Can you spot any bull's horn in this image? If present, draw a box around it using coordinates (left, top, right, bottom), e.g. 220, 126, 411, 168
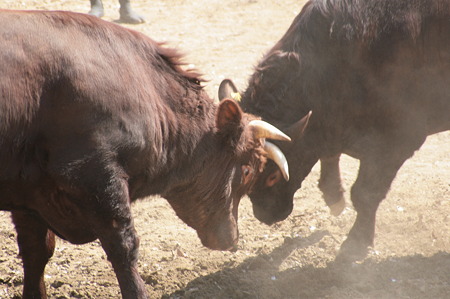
249, 120, 291, 142
264, 141, 289, 181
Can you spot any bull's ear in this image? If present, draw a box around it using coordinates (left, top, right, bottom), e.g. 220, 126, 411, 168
216, 99, 243, 143
285, 111, 312, 140
218, 79, 240, 101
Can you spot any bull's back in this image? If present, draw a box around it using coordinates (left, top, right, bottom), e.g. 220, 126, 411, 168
0, 9, 154, 107
361, 10, 450, 134
318, 1, 450, 135
0, 10, 158, 180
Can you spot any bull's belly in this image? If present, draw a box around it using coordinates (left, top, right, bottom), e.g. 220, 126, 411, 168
0, 181, 30, 210
0, 183, 98, 244
31, 189, 99, 244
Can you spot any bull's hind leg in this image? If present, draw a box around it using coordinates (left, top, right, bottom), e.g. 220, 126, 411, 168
11, 210, 55, 299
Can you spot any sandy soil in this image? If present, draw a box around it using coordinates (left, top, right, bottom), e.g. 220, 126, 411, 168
1, 1, 449, 298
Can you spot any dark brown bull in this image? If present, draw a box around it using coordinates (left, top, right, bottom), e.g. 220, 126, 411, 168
220, 80, 345, 216
221, 0, 450, 261
0, 10, 290, 298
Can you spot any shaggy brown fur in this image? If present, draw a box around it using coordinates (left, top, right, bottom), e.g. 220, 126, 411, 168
0, 10, 271, 298
240, 0, 450, 261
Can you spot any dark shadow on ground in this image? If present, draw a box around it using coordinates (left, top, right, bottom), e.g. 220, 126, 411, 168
159, 230, 450, 299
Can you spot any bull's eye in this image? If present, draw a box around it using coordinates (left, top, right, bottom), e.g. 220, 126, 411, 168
241, 165, 253, 185
265, 170, 282, 187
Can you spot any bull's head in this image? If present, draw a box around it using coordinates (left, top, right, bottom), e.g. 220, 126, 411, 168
164, 95, 291, 251
218, 79, 312, 226
219, 79, 292, 181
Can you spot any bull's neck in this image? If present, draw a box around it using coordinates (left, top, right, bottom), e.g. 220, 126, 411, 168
130, 88, 216, 199
159, 88, 216, 179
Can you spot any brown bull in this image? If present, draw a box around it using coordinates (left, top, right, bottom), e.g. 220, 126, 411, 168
0, 9, 290, 298
221, 0, 450, 261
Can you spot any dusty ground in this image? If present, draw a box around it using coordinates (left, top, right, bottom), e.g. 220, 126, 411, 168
1, 0, 449, 298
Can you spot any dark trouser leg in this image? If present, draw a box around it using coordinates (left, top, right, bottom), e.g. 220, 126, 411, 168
118, 0, 145, 24
89, 0, 105, 18
12, 210, 55, 299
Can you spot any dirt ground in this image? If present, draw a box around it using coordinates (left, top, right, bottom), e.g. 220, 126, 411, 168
1, 0, 449, 298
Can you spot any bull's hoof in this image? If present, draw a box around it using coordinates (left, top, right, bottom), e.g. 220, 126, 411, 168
335, 237, 370, 263
329, 197, 345, 216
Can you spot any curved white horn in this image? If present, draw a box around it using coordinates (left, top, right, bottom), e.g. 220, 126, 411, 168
249, 120, 291, 142
264, 141, 289, 181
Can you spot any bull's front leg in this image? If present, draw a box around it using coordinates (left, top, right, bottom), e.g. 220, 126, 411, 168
337, 154, 408, 262
46, 141, 150, 298
98, 217, 147, 299
11, 210, 55, 299
318, 154, 345, 216
82, 170, 148, 299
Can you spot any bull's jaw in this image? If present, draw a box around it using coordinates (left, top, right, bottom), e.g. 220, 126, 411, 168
196, 200, 240, 251
248, 175, 296, 225
252, 201, 293, 225
165, 192, 241, 251
197, 220, 239, 251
